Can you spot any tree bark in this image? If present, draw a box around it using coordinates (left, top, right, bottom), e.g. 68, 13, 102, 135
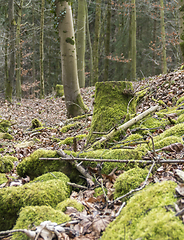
77, 0, 86, 88
6, 0, 15, 102
160, 0, 167, 74
15, 0, 23, 101
56, 0, 87, 117
131, 0, 136, 81
179, 0, 184, 62
40, 0, 45, 99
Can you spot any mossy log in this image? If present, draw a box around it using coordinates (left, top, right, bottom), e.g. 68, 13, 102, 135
87, 81, 136, 146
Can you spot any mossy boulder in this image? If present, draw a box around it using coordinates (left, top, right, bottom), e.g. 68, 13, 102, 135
0, 132, 13, 140
0, 119, 11, 132
114, 167, 149, 199
31, 118, 43, 129
87, 81, 136, 146
0, 155, 16, 173
31, 171, 70, 183
102, 181, 184, 240
0, 175, 71, 230
12, 205, 70, 240
0, 173, 7, 184
55, 84, 64, 98
17, 149, 73, 180
56, 198, 84, 212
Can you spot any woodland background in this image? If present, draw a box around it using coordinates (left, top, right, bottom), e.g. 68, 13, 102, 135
0, 0, 182, 101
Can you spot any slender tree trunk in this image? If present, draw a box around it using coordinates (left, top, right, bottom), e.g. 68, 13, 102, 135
160, 0, 167, 74
104, 0, 111, 82
40, 0, 45, 98
76, 0, 86, 88
131, 0, 136, 81
56, 0, 87, 117
6, 0, 15, 102
32, 1, 36, 97
93, 0, 101, 85
15, 0, 23, 101
179, 0, 184, 62
5, 32, 9, 87
86, 2, 93, 86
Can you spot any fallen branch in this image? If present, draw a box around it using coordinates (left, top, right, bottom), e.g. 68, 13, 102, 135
88, 105, 159, 149
56, 150, 93, 180
40, 156, 184, 164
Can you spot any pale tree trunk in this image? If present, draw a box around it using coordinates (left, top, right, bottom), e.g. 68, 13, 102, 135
55, 0, 87, 117
40, 0, 45, 99
32, 1, 36, 97
93, 0, 101, 85
179, 0, 184, 62
77, 0, 86, 88
160, 0, 167, 74
16, 0, 23, 101
131, 0, 136, 81
6, 0, 15, 102
86, 2, 93, 86
104, 0, 111, 82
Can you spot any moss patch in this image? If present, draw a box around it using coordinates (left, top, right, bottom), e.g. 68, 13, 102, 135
55, 84, 64, 98
56, 198, 84, 212
0, 177, 71, 230
0, 132, 13, 140
31, 118, 43, 129
0, 120, 11, 132
12, 205, 70, 240
102, 181, 184, 240
0, 173, 7, 184
60, 122, 81, 133
0, 155, 16, 173
59, 134, 87, 145
114, 167, 149, 199
154, 136, 183, 150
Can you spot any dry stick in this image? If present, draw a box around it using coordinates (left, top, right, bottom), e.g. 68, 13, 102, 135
67, 182, 88, 189
40, 157, 184, 164
56, 150, 93, 180
113, 161, 156, 203
89, 105, 159, 150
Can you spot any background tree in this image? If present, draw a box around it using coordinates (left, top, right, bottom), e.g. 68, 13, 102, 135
160, 0, 167, 73
179, 0, 184, 61
40, 0, 45, 98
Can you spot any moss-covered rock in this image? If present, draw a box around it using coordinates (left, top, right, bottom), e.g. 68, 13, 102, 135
56, 198, 84, 212
0, 132, 13, 140
31, 171, 70, 183
87, 81, 136, 146
114, 167, 149, 199
60, 122, 81, 133
102, 181, 184, 240
0, 120, 11, 132
55, 84, 64, 98
0, 173, 7, 184
31, 118, 43, 129
17, 149, 72, 180
0, 176, 71, 230
0, 155, 16, 173
12, 205, 70, 240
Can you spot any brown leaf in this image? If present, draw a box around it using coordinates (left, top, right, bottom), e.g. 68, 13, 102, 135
176, 184, 184, 196
92, 216, 111, 234
162, 143, 183, 153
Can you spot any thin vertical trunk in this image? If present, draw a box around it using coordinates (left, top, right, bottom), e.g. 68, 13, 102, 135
6, 0, 15, 102
32, 1, 36, 97
77, 0, 86, 88
5, 32, 9, 86
40, 0, 45, 98
93, 0, 101, 85
86, 2, 93, 86
179, 0, 184, 62
56, 0, 87, 117
16, 0, 23, 101
104, 0, 111, 82
131, 0, 136, 81
160, 0, 167, 74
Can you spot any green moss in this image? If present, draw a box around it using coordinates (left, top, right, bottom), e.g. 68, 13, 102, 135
135, 88, 149, 104
60, 122, 81, 133
0, 120, 11, 132
102, 181, 184, 240
94, 187, 107, 197
16, 149, 71, 180
55, 84, 64, 98
0, 155, 15, 173
87, 81, 136, 146
56, 198, 84, 212
0, 132, 13, 140
59, 134, 86, 145
31, 118, 43, 129
31, 171, 70, 184
177, 113, 184, 123
0, 177, 71, 230
154, 136, 183, 150
114, 167, 149, 199
154, 123, 184, 142
0, 148, 4, 153
12, 205, 70, 240
0, 173, 7, 184
177, 96, 184, 106
65, 37, 75, 45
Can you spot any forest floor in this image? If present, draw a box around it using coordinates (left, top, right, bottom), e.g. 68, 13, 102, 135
1, 69, 184, 239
